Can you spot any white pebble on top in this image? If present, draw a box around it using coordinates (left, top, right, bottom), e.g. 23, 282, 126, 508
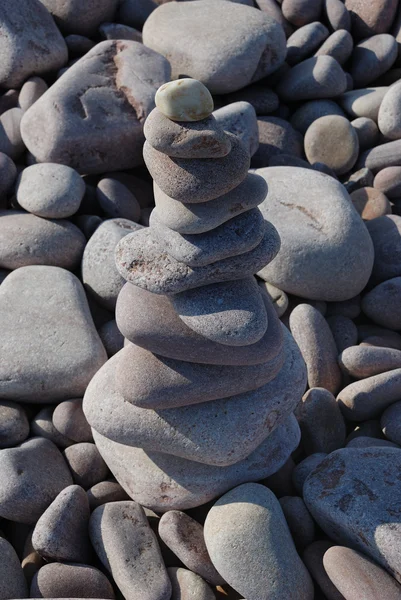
155, 79, 214, 122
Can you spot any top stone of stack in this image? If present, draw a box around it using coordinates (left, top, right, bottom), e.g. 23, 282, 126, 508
155, 79, 214, 122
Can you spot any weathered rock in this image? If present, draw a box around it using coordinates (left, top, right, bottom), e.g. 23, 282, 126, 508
304, 115, 359, 174
296, 388, 346, 454
290, 99, 346, 134
257, 167, 374, 301
292, 453, 328, 494
0, 437, 73, 524
90, 501, 171, 600
21, 41, 171, 174
143, 1, 287, 94
276, 56, 347, 102
0, 401, 29, 448
0, 266, 106, 402
0, 537, 28, 599
63, 443, 109, 489
30, 562, 115, 600
0, 0, 68, 89
204, 483, 314, 599
258, 280, 289, 317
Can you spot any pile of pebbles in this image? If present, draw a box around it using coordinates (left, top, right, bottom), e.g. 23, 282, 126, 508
2, 0, 401, 599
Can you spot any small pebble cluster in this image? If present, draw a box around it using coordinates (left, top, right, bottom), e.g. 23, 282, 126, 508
2, 0, 401, 599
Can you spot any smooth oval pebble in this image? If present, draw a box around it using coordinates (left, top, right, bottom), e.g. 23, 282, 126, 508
31, 406, 75, 449
339, 345, 401, 378
286, 22, 329, 66
213, 101, 259, 157
18, 76, 48, 112
340, 86, 388, 121
30, 562, 115, 599
96, 178, 141, 222
277, 56, 347, 102
378, 80, 401, 139
351, 117, 379, 150
374, 166, 401, 197
63, 443, 109, 489
204, 483, 314, 599
279, 496, 316, 549
0, 536, 28, 599
52, 399, 92, 443
381, 400, 401, 445
304, 115, 359, 174
168, 567, 215, 600
315, 29, 353, 65
303, 540, 345, 600
362, 276, 401, 329
155, 79, 214, 122
326, 315, 358, 352
0, 400, 29, 448
296, 388, 346, 454
350, 34, 398, 88
290, 99, 346, 134
87, 480, 130, 510
0, 108, 25, 160
324, 0, 351, 30
282, 0, 323, 27
350, 186, 391, 220
366, 215, 401, 284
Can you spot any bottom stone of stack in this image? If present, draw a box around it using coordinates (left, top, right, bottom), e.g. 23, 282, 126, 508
92, 414, 301, 512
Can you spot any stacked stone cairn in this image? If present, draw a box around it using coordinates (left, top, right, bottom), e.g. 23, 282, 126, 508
83, 79, 308, 512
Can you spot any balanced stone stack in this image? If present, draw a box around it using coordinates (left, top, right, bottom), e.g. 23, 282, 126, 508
83, 79, 307, 512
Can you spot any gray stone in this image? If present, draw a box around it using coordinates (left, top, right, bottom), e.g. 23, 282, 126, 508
327, 315, 358, 353
18, 77, 48, 112
0, 211, 86, 271
82, 218, 143, 311
344, 167, 374, 193
315, 29, 354, 65
204, 483, 314, 600
63, 443, 109, 489
168, 567, 215, 600
292, 453, 328, 494
0, 0, 68, 89
366, 215, 401, 284
53, 399, 92, 443
30, 562, 115, 600
92, 414, 301, 511
39, 0, 119, 36
143, 133, 250, 202
259, 280, 289, 317
116, 223, 280, 295
0, 401, 29, 448
256, 167, 374, 301
381, 400, 401, 444
213, 101, 259, 156
20, 41, 170, 174
296, 388, 346, 454
287, 22, 329, 66
358, 138, 401, 172
379, 81, 401, 139
16, 163, 85, 218
252, 116, 303, 168
337, 368, 401, 420
32, 485, 90, 562
279, 496, 316, 549
0, 437, 73, 524
152, 172, 267, 234
98, 319, 124, 357
302, 540, 346, 600
339, 87, 388, 120
143, 1, 287, 94
0, 537, 28, 599
350, 35, 397, 88
0, 108, 25, 160
31, 407, 75, 449
290, 99, 346, 135
83, 327, 306, 466
339, 345, 401, 378
87, 480, 130, 510
277, 56, 347, 102
254, 0, 294, 37
0, 153, 16, 202
374, 166, 401, 197
171, 278, 267, 346
116, 282, 283, 365
150, 209, 265, 267
159, 512, 224, 585
362, 277, 401, 329
351, 117, 380, 151
99, 22, 143, 42
144, 109, 231, 158
96, 178, 141, 222
304, 447, 401, 583
281, 0, 323, 27
304, 115, 359, 175
0, 266, 106, 402
89, 501, 171, 600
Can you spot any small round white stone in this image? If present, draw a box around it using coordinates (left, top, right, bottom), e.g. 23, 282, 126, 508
155, 79, 214, 122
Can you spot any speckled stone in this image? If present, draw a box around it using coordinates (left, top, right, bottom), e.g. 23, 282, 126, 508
337, 367, 401, 420
96, 178, 141, 222
83, 327, 305, 466
116, 282, 283, 365
362, 277, 401, 329
286, 22, 329, 66
296, 388, 346, 454
168, 567, 215, 600
143, 1, 287, 94
204, 483, 314, 600
150, 209, 266, 267
292, 453, 328, 495
0, 266, 106, 402
92, 415, 301, 511
339, 87, 388, 121
16, 163, 85, 219
159, 512, 224, 585
276, 56, 347, 102
0, 537, 28, 599
115, 223, 280, 295
279, 496, 316, 549
63, 443, 109, 489
52, 399, 92, 443
0, 437, 73, 524
152, 172, 266, 234
143, 133, 250, 202
326, 315, 358, 352
32, 485, 90, 562
350, 35, 398, 88
304, 447, 401, 583
155, 79, 214, 122
256, 167, 374, 301
0, 401, 29, 448
290, 99, 346, 134
170, 278, 267, 346
30, 562, 115, 599
304, 115, 359, 174
339, 345, 401, 378
144, 109, 231, 158
213, 101, 259, 156
90, 501, 171, 600
315, 29, 353, 65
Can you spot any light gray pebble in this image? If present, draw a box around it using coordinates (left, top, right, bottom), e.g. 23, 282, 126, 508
52, 399, 93, 443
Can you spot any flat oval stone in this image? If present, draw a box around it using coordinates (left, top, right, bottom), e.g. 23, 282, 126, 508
144, 108, 231, 158
0, 437, 73, 524
290, 99, 346, 135
256, 167, 374, 301
150, 208, 265, 267
345, 0, 398, 38
352, 117, 380, 151
0, 211, 86, 271
116, 283, 283, 365
92, 414, 301, 512
350, 186, 391, 220
87, 480, 130, 510
0, 401, 29, 448
53, 399, 92, 443
277, 56, 347, 102
96, 178, 141, 222
324, 0, 351, 30
31, 407, 75, 449
286, 22, 329, 66
82, 218, 143, 311
304, 115, 359, 174
362, 277, 401, 329
315, 29, 353, 65
302, 540, 345, 600
358, 138, 401, 172
339, 345, 401, 378
155, 79, 214, 122
340, 86, 388, 120
152, 173, 267, 234
374, 166, 401, 197
213, 101, 259, 156
204, 483, 314, 600
168, 567, 215, 600
16, 163, 85, 219
0, 266, 106, 402
83, 326, 305, 466
0, 537, 28, 599
63, 443, 109, 490
327, 315, 358, 352
159, 512, 224, 585
32, 485, 90, 562
378, 80, 401, 139
337, 368, 401, 420
324, 546, 401, 600
350, 34, 398, 88
143, 134, 250, 202
281, 0, 323, 27
115, 223, 280, 295
171, 278, 267, 347
18, 76, 48, 112
90, 501, 171, 600
365, 215, 401, 284
30, 562, 115, 599
304, 447, 401, 583
143, 1, 287, 94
